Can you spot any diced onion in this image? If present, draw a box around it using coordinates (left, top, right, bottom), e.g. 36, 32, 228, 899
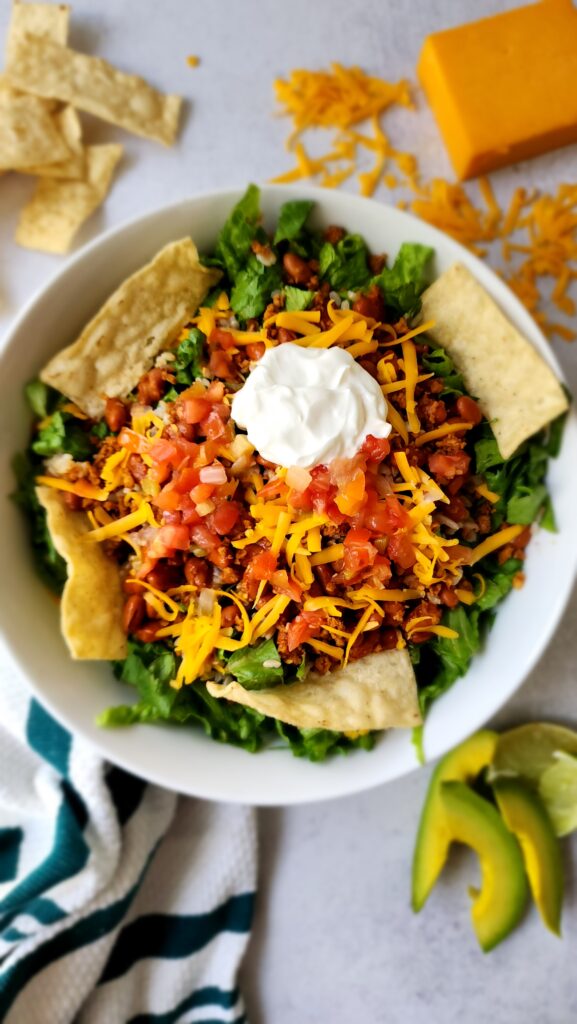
286, 465, 312, 492
199, 463, 227, 485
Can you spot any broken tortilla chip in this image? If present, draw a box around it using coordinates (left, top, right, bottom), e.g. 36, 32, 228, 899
6, 1, 70, 55
206, 649, 422, 731
420, 263, 569, 459
36, 485, 127, 660
16, 142, 122, 254
39, 238, 221, 417
23, 105, 85, 179
0, 88, 72, 170
7, 32, 182, 146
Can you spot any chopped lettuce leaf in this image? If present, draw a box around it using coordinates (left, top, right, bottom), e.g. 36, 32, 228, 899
475, 436, 505, 475
475, 558, 523, 612
507, 484, 548, 525
214, 183, 262, 280
284, 286, 314, 312
31, 410, 93, 460
12, 452, 67, 594
226, 637, 284, 690
421, 347, 465, 396
231, 257, 282, 321
173, 327, 206, 386
318, 233, 371, 291
374, 242, 433, 315
274, 199, 314, 244
25, 379, 54, 419
101, 640, 371, 760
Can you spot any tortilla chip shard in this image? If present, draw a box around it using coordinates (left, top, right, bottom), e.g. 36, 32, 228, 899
419, 263, 569, 460
40, 238, 221, 417
36, 486, 127, 660
206, 649, 422, 731
7, 32, 182, 146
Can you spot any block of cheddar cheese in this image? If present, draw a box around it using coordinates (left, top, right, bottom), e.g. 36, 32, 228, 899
418, 0, 577, 180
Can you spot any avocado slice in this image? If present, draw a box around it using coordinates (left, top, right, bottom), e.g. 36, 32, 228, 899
440, 781, 528, 952
493, 777, 563, 936
412, 730, 498, 911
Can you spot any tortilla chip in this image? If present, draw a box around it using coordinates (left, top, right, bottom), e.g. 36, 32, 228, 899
206, 649, 422, 731
36, 486, 127, 660
420, 263, 569, 459
23, 105, 85, 179
7, 32, 182, 146
40, 238, 221, 416
15, 142, 122, 255
6, 1, 70, 55
0, 88, 72, 169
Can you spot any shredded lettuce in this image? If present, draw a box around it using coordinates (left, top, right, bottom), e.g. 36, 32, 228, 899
421, 347, 465, 396
101, 641, 371, 761
226, 637, 284, 689
374, 242, 433, 315
12, 452, 67, 595
32, 410, 93, 460
173, 327, 206, 386
318, 233, 372, 291
230, 257, 282, 320
274, 199, 314, 244
213, 183, 263, 280
284, 285, 314, 312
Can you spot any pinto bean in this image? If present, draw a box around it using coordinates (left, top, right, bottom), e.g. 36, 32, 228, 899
123, 594, 146, 634
104, 397, 127, 433
283, 251, 313, 285
455, 395, 483, 425
184, 556, 211, 588
63, 490, 83, 511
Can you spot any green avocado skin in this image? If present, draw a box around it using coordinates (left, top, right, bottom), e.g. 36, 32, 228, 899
411, 730, 498, 912
440, 781, 528, 953
493, 776, 564, 937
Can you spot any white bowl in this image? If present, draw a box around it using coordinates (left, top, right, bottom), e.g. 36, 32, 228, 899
1, 186, 576, 805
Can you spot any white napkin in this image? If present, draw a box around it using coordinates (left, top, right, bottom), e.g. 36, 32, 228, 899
0, 658, 256, 1024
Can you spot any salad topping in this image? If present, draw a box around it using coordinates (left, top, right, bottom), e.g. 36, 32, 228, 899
230, 341, 391, 468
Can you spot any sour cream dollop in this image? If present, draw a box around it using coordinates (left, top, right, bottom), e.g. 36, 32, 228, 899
231, 343, 392, 469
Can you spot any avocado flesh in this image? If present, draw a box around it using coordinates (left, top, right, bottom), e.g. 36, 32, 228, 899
412, 730, 498, 911
493, 777, 563, 936
440, 781, 528, 952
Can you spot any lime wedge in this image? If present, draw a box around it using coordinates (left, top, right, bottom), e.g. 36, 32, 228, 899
492, 723, 577, 786
492, 723, 577, 837
539, 752, 577, 837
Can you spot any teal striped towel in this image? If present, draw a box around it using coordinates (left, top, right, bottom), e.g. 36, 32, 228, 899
0, 663, 256, 1023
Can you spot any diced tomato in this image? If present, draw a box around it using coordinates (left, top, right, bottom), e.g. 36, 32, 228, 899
206, 381, 225, 402
257, 476, 286, 500
286, 610, 326, 651
287, 487, 313, 511
190, 523, 220, 552
343, 527, 377, 576
209, 327, 236, 350
387, 531, 416, 569
209, 350, 232, 379
190, 483, 215, 504
309, 465, 337, 514
149, 524, 190, 557
148, 439, 180, 464
428, 452, 471, 482
335, 469, 366, 516
361, 434, 391, 462
270, 570, 303, 603
246, 342, 265, 361
345, 527, 372, 547
172, 466, 200, 493
202, 408, 228, 440
182, 397, 211, 424
210, 501, 240, 535
363, 495, 411, 535
153, 488, 181, 512
248, 549, 278, 580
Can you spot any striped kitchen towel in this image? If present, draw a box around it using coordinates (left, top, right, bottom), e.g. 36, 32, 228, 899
0, 661, 256, 1024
